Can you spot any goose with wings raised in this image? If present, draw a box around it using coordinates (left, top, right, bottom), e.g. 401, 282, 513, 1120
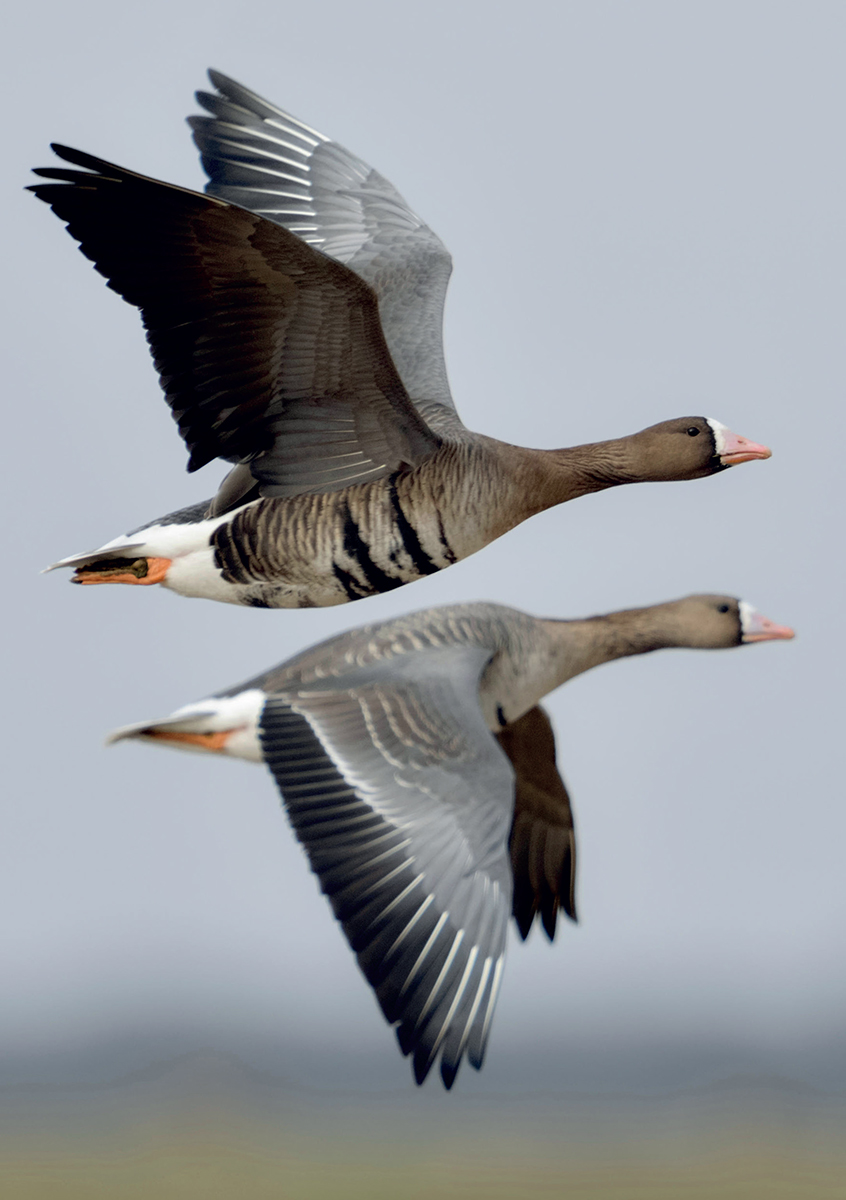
31, 72, 770, 608
108, 595, 793, 1085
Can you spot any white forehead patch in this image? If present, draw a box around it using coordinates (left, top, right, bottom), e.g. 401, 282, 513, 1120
706, 418, 728, 455
738, 600, 758, 635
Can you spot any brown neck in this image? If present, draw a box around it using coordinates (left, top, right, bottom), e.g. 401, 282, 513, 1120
457, 433, 673, 549
540, 603, 689, 687
519, 438, 645, 515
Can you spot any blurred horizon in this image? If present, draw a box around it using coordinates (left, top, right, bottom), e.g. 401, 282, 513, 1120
5, 1042, 846, 1199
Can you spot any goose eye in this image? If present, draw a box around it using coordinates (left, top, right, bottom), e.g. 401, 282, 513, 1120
687, 426, 700, 436
718, 604, 729, 613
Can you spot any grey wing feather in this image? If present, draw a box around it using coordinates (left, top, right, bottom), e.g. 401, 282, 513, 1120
259, 646, 513, 1088
30, 146, 440, 504
190, 70, 461, 433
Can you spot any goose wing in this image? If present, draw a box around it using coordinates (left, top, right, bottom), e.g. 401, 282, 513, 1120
496, 705, 578, 940
29, 146, 441, 501
259, 645, 514, 1088
190, 70, 459, 432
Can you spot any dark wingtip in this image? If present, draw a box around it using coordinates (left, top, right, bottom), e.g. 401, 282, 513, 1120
440, 1059, 460, 1090
396, 1022, 415, 1057
541, 905, 558, 942
45, 144, 116, 176
515, 909, 534, 941
29, 145, 82, 190
30, 145, 115, 191
186, 446, 211, 474
207, 68, 233, 92
467, 1046, 485, 1072
50, 143, 87, 164
412, 1046, 435, 1086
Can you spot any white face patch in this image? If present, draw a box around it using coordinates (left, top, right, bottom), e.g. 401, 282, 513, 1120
706, 418, 728, 456
738, 600, 758, 639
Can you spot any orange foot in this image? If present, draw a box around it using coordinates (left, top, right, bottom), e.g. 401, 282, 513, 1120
73, 556, 172, 586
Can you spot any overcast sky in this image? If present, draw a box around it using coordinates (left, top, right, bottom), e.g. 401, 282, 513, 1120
2, 0, 844, 1094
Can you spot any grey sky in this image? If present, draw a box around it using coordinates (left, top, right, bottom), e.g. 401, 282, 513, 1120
2, 0, 844, 1092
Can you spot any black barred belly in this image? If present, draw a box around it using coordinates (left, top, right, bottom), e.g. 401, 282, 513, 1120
211, 474, 457, 605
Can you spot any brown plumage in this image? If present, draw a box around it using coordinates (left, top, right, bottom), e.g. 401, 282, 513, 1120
32, 140, 771, 608
498, 706, 577, 941
108, 593, 794, 1086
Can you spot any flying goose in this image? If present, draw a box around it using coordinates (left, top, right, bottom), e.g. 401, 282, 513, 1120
108, 595, 794, 1085
31, 73, 770, 609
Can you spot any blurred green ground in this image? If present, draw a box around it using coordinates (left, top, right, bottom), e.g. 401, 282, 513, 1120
3, 1053, 844, 1199
5, 1156, 845, 1199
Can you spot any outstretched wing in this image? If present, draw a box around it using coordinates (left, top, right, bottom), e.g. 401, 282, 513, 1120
190, 70, 459, 432
259, 647, 513, 1089
29, 146, 441, 500
497, 705, 578, 941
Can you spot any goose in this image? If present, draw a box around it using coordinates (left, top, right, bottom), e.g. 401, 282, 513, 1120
30, 72, 771, 609
108, 595, 794, 1085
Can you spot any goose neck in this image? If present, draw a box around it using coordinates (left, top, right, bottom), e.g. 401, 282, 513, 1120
531, 439, 638, 510
540, 605, 682, 685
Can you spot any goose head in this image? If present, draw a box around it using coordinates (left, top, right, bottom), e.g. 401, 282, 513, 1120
620, 417, 771, 482
661, 594, 795, 648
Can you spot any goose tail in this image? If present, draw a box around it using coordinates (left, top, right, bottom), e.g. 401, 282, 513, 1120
107, 691, 266, 761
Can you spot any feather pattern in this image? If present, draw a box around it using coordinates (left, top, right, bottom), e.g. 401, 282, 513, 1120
29, 146, 440, 494
191, 70, 458, 432
259, 644, 512, 1087
109, 595, 787, 1085
30, 83, 769, 605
